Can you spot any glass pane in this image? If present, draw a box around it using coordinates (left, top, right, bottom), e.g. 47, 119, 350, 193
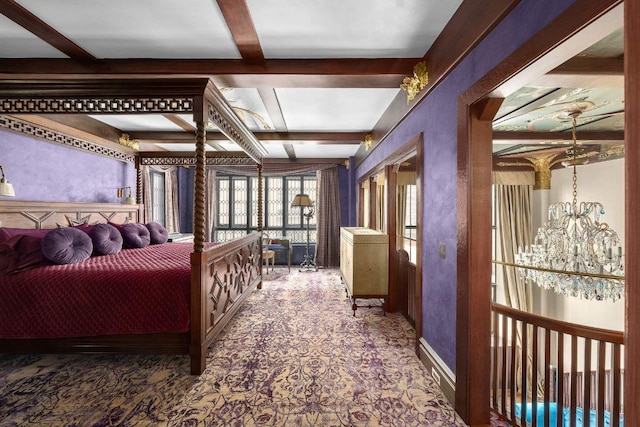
217, 177, 230, 227
267, 177, 283, 228
150, 171, 166, 227
286, 177, 302, 227
250, 176, 260, 228
303, 176, 317, 227
232, 177, 248, 227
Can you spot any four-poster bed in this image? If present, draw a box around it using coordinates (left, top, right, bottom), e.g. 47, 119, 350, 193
0, 78, 267, 374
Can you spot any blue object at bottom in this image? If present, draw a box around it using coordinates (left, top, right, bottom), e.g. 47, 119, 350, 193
514, 402, 624, 427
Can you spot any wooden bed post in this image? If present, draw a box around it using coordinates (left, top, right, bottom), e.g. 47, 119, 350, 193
134, 157, 142, 207
193, 120, 206, 253
190, 119, 207, 374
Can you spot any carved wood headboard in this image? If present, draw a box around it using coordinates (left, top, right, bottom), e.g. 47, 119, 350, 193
0, 200, 143, 229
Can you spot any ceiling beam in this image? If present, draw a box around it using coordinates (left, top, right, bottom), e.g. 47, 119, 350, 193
258, 88, 287, 130
493, 130, 624, 143
528, 56, 624, 88
0, 0, 95, 61
216, 0, 264, 62
127, 131, 364, 143
283, 144, 296, 160
0, 58, 416, 88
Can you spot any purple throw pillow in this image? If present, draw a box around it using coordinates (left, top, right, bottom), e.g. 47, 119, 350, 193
0, 234, 49, 273
145, 222, 168, 244
117, 223, 151, 249
41, 227, 93, 265
88, 223, 123, 255
0, 227, 51, 243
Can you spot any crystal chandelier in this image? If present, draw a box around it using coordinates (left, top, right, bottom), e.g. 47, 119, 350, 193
514, 112, 624, 301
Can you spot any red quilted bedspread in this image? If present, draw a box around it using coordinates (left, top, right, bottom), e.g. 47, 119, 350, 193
0, 243, 193, 339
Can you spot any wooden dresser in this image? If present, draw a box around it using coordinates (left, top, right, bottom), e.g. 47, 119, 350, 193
339, 227, 389, 315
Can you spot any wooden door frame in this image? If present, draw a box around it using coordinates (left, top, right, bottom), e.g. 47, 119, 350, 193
357, 134, 423, 337
455, 1, 627, 425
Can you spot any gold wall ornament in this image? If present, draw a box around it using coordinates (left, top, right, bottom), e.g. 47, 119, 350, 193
118, 133, 139, 150
362, 134, 373, 151
523, 152, 560, 190
400, 61, 429, 104
344, 159, 350, 169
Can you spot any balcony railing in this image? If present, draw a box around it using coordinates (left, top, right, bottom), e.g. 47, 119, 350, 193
491, 303, 624, 427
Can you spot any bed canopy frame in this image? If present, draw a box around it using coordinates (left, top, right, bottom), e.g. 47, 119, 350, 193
0, 78, 268, 374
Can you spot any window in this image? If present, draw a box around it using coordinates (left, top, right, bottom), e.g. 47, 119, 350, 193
213, 174, 317, 243
491, 184, 497, 302
150, 170, 166, 227
403, 184, 418, 264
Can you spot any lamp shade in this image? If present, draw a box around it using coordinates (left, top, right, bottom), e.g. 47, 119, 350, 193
291, 194, 312, 208
0, 165, 15, 197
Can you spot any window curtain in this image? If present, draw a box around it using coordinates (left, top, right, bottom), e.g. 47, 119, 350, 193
496, 182, 544, 399
315, 166, 341, 267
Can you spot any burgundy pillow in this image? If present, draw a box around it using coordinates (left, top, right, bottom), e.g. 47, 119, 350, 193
88, 223, 123, 255
0, 227, 51, 243
117, 223, 151, 249
41, 227, 93, 265
0, 234, 48, 274
145, 222, 168, 244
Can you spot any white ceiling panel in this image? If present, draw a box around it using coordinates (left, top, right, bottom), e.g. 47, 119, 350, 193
248, 0, 463, 58
276, 88, 400, 131
221, 88, 274, 131
292, 143, 360, 158
89, 115, 185, 132
16, 0, 240, 59
0, 13, 67, 58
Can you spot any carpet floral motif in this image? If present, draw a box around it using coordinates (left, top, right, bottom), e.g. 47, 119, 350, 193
0, 269, 471, 427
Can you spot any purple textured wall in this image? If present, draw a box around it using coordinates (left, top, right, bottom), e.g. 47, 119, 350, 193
0, 129, 136, 203
337, 164, 353, 227
354, 0, 576, 372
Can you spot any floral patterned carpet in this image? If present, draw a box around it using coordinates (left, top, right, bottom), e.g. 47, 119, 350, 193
0, 268, 469, 426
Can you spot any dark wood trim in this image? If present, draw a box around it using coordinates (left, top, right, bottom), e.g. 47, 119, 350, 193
163, 114, 196, 132
216, 0, 264, 62
456, 98, 502, 425
492, 130, 624, 142
456, 0, 622, 425
414, 136, 423, 352
356, 0, 522, 164
128, 131, 364, 144
550, 56, 624, 75
0, 0, 96, 61
625, 1, 640, 425
386, 164, 398, 313
0, 58, 417, 88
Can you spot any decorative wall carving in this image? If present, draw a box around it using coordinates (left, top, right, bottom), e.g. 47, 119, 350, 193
0, 97, 193, 114
139, 155, 255, 166
0, 115, 135, 163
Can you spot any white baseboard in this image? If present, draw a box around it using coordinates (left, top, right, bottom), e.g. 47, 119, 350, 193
418, 337, 456, 405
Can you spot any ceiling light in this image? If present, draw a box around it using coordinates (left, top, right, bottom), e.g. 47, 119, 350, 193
515, 112, 624, 301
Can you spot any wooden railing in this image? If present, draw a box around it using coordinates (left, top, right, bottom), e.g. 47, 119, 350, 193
491, 303, 624, 426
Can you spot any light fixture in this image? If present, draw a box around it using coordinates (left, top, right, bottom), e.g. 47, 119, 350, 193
0, 165, 15, 197
117, 186, 136, 205
291, 194, 317, 271
400, 61, 429, 104
514, 112, 624, 301
362, 134, 373, 151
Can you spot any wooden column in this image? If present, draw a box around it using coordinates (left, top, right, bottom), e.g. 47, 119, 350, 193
386, 164, 398, 312
456, 97, 503, 426
625, 0, 639, 424
193, 120, 206, 252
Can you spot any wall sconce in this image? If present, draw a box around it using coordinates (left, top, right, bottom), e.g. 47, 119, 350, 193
343, 159, 350, 170
117, 186, 136, 205
362, 134, 373, 151
400, 61, 429, 104
0, 165, 15, 197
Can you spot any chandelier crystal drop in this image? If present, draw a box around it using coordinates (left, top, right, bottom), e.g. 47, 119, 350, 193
514, 113, 624, 301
